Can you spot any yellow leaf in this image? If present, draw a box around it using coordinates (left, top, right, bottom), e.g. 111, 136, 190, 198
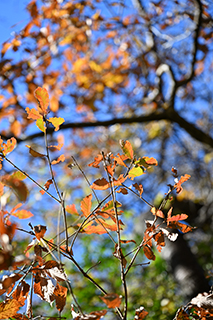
48, 117, 65, 131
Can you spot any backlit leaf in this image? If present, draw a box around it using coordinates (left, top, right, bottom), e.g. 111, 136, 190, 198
143, 245, 156, 261
36, 118, 46, 132
100, 293, 122, 308
51, 154, 65, 165
34, 87, 49, 115
48, 117, 65, 131
88, 154, 103, 168
1, 137, 17, 156
174, 174, 191, 194
119, 140, 134, 159
25, 107, 42, 120
128, 166, 144, 180
81, 194, 92, 217
167, 213, 188, 222
151, 207, 165, 219
66, 204, 79, 216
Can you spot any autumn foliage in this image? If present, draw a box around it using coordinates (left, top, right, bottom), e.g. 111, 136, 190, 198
0, 0, 213, 318
0, 86, 208, 319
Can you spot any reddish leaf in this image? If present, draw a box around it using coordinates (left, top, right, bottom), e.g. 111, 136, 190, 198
34, 87, 49, 115
90, 177, 109, 190
12, 281, 30, 307
48, 117, 65, 131
167, 213, 188, 222
134, 306, 149, 320
51, 154, 65, 165
151, 207, 165, 219
100, 293, 122, 308
153, 231, 165, 250
40, 179, 53, 195
117, 187, 128, 195
119, 140, 134, 159
81, 194, 92, 217
133, 183, 143, 196
53, 283, 67, 312
33, 225, 47, 240
66, 204, 79, 215
143, 245, 156, 261
174, 174, 191, 194
120, 239, 136, 244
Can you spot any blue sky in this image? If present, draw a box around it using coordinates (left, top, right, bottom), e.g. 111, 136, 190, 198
0, 0, 28, 44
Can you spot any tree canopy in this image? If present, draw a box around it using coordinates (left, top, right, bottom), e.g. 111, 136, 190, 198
0, 0, 213, 319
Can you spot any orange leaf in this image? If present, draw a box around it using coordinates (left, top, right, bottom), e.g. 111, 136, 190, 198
174, 174, 191, 194
167, 213, 188, 222
11, 203, 33, 219
100, 293, 122, 308
48, 117, 65, 131
66, 204, 79, 216
151, 207, 165, 219
134, 306, 149, 320
81, 194, 92, 217
116, 187, 128, 195
33, 225, 47, 240
26, 145, 46, 158
54, 283, 67, 312
51, 154, 65, 165
0, 299, 21, 319
119, 140, 134, 159
153, 231, 165, 247
25, 107, 42, 120
90, 177, 109, 190
1, 42, 12, 58
143, 245, 156, 261
1, 137, 17, 156
88, 153, 103, 168
34, 87, 49, 115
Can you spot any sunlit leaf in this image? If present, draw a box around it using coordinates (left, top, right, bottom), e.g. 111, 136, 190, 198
151, 207, 165, 219
119, 140, 134, 159
34, 87, 49, 115
25, 107, 42, 120
81, 194, 92, 217
88, 154, 103, 168
51, 154, 65, 165
0, 299, 21, 319
66, 204, 79, 216
128, 166, 144, 180
48, 117, 65, 131
167, 213, 188, 222
36, 118, 46, 132
1, 137, 17, 156
174, 174, 191, 194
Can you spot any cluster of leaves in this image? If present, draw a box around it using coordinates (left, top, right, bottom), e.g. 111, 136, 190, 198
0, 87, 208, 320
